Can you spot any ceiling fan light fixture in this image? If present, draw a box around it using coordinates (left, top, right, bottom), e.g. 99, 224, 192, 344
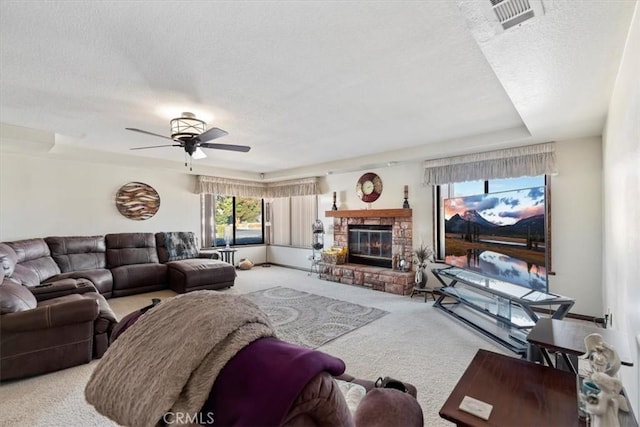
170, 112, 206, 141
192, 147, 207, 160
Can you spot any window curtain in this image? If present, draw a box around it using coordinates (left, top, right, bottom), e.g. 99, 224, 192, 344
270, 198, 291, 246
423, 142, 557, 185
290, 195, 316, 248
269, 195, 316, 248
196, 176, 318, 197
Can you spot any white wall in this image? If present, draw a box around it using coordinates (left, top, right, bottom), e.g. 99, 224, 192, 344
0, 150, 268, 264
0, 152, 201, 241
550, 137, 603, 316
603, 3, 639, 415
320, 162, 433, 245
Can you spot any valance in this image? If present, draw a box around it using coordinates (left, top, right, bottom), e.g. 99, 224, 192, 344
423, 142, 557, 185
196, 176, 318, 198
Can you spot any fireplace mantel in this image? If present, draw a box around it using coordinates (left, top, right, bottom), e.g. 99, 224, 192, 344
325, 208, 412, 218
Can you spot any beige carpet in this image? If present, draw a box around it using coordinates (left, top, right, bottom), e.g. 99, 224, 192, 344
0, 266, 509, 426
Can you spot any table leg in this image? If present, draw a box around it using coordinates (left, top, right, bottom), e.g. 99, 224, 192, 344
559, 353, 577, 374
540, 347, 554, 367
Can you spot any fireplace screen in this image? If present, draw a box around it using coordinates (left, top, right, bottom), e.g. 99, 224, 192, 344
348, 225, 393, 268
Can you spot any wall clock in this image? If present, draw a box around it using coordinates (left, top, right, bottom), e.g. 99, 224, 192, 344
115, 182, 160, 220
356, 172, 383, 203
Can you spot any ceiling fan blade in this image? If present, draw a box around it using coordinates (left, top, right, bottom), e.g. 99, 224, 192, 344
200, 142, 251, 153
197, 127, 229, 143
130, 144, 182, 150
126, 128, 175, 141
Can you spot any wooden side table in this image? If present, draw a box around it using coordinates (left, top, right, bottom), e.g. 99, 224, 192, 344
440, 349, 582, 427
526, 318, 637, 427
526, 318, 634, 373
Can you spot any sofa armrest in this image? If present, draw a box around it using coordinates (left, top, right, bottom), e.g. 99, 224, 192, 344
31, 278, 97, 301
1, 296, 99, 332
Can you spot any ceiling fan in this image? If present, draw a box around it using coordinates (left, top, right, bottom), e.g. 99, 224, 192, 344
126, 112, 251, 171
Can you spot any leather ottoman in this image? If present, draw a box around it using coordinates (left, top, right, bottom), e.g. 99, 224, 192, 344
166, 258, 236, 293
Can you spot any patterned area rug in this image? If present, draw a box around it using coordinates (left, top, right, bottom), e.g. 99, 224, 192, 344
244, 286, 388, 349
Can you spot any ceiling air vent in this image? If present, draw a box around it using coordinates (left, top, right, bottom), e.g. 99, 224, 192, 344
488, 0, 544, 30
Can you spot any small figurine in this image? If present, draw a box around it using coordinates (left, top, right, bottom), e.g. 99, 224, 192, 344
584, 333, 621, 377
581, 333, 629, 427
585, 372, 629, 427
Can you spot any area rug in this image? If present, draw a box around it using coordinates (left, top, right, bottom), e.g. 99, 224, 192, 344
244, 286, 388, 348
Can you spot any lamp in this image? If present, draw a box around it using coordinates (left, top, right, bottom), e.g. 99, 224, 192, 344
170, 112, 206, 141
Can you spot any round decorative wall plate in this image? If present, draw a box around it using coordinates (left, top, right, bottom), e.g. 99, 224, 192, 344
356, 172, 383, 203
115, 182, 160, 220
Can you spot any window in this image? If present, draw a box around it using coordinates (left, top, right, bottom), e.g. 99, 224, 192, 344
268, 195, 317, 248
201, 194, 264, 247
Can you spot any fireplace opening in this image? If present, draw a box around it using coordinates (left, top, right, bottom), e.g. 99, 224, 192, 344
348, 225, 392, 268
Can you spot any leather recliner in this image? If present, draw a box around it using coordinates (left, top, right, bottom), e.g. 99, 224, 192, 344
0, 269, 98, 381
44, 236, 114, 298
1, 239, 110, 298
0, 244, 117, 380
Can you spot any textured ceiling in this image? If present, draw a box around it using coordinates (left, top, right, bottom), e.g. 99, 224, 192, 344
0, 1, 636, 179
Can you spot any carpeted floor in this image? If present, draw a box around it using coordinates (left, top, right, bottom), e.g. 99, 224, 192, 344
244, 286, 388, 348
0, 266, 511, 426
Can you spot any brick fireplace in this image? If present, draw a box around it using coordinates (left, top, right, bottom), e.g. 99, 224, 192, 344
320, 208, 415, 295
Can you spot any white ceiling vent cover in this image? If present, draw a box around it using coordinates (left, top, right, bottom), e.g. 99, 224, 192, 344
485, 0, 544, 31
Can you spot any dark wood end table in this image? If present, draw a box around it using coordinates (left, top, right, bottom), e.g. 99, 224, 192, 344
526, 318, 634, 373
440, 349, 583, 427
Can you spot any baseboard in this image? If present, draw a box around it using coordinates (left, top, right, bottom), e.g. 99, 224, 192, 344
531, 306, 596, 323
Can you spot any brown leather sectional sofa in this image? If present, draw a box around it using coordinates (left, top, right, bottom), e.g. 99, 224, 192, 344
0, 232, 236, 381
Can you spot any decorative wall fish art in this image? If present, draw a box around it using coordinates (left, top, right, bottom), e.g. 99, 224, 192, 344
115, 182, 160, 220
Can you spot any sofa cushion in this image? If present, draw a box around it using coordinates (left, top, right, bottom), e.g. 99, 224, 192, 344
0, 243, 18, 276
105, 233, 159, 268
160, 232, 199, 262
54, 269, 113, 296
6, 239, 61, 283
110, 263, 167, 294
0, 280, 37, 314
45, 236, 107, 272
11, 263, 43, 286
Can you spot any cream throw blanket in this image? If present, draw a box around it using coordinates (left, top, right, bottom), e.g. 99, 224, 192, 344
85, 291, 276, 427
